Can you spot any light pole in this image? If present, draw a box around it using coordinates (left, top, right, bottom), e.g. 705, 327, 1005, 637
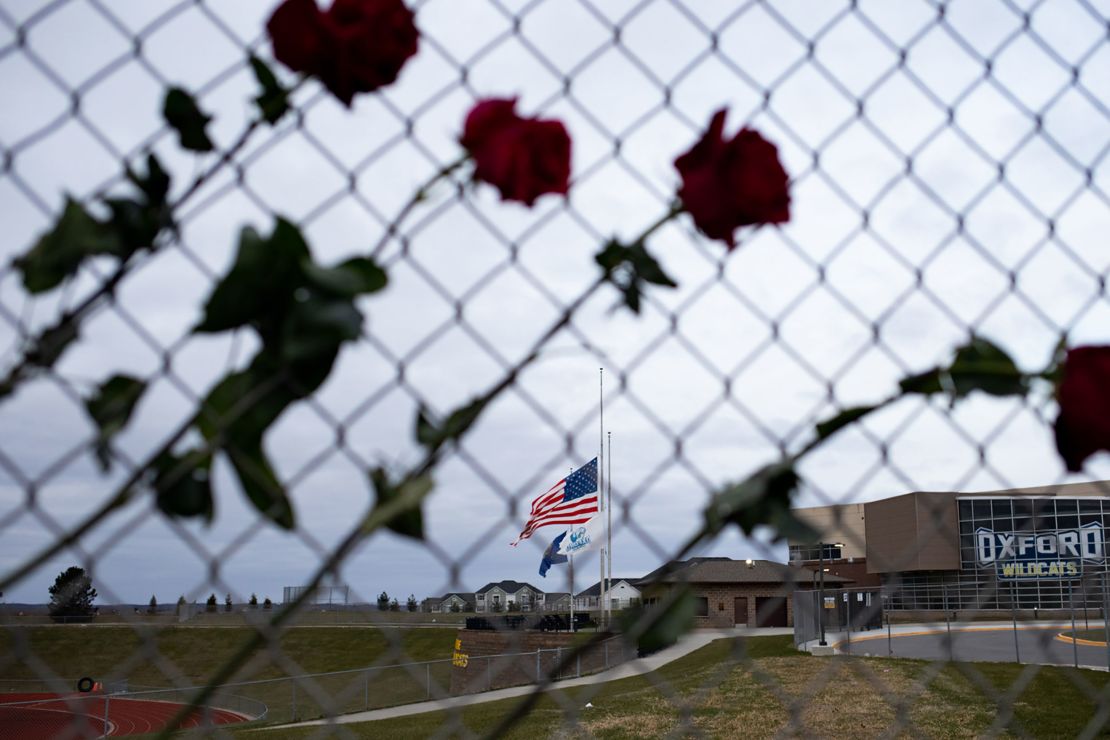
818, 542, 845, 647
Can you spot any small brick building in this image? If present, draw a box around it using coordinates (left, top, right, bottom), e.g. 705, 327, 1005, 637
638, 557, 852, 628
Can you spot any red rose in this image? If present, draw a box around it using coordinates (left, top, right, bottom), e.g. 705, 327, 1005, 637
460, 98, 571, 207
1054, 346, 1110, 471
267, 0, 418, 106
674, 109, 790, 248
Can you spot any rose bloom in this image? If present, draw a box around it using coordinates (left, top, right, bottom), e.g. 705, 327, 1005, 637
267, 0, 418, 106
674, 109, 790, 248
1054, 346, 1110, 471
460, 98, 571, 207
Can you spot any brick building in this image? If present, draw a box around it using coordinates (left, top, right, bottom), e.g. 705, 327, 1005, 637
638, 557, 851, 628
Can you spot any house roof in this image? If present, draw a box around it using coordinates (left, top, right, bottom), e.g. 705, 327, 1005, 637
475, 580, 541, 595
441, 592, 475, 603
638, 558, 852, 586
544, 592, 570, 600
574, 579, 640, 597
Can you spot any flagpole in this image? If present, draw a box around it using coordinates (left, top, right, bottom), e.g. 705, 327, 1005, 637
569, 552, 575, 633
607, 430, 612, 622
599, 367, 606, 628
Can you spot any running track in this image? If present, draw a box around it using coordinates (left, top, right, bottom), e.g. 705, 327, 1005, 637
0, 693, 250, 737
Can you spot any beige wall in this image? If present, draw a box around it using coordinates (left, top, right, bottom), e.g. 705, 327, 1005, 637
864, 492, 958, 573
791, 503, 868, 559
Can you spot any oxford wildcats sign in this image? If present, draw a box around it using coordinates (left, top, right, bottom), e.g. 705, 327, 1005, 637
976, 522, 1104, 580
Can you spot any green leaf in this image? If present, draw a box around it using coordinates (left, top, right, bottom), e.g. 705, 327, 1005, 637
415, 398, 488, 451
281, 296, 363, 361
163, 87, 215, 153
250, 55, 291, 125
127, 153, 171, 210
85, 374, 146, 472
152, 448, 214, 522
704, 461, 809, 542
15, 199, 122, 294
814, 405, 878, 441
303, 257, 388, 297
948, 337, 1026, 399
195, 220, 311, 335
224, 438, 294, 529
899, 368, 943, 396
900, 336, 1027, 402
109, 154, 174, 254
369, 468, 428, 540
594, 239, 677, 314
620, 588, 696, 655
26, 320, 80, 374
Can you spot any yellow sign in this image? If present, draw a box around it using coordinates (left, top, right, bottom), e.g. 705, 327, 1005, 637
452, 638, 468, 667
999, 561, 1079, 579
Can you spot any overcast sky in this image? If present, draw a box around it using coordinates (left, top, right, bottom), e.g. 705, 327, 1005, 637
0, 0, 1108, 606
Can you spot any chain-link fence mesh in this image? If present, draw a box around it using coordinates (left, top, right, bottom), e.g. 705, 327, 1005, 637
2, 0, 1110, 737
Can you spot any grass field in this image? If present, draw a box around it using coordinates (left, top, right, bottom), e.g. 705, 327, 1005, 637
1062, 629, 1110, 644
255, 635, 1110, 739
0, 624, 459, 723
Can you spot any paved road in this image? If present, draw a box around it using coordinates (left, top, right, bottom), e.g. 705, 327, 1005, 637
839, 625, 1110, 669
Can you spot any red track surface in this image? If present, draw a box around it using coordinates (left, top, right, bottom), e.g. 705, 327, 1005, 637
0, 692, 250, 737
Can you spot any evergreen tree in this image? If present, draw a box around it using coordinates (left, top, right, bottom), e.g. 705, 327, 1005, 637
406, 594, 417, 612
148, 595, 158, 615
206, 593, 217, 613
175, 595, 187, 616
48, 567, 97, 622
376, 591, 389, 611
389, 597, 400, 612
449, 602, 461, 613
249, 593, 259, 609
263, 597, 273, 610
224, 593, 232, 612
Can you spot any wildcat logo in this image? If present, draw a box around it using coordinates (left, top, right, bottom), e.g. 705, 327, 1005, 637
976, 522, 1104, 580
564, 525, 591, 554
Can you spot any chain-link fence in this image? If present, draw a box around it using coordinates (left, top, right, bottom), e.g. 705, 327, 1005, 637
2, 0, 1110, 737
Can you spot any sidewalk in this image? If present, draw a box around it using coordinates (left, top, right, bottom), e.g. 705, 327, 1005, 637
798, 619, 1107, 654
257, 627, 792, 731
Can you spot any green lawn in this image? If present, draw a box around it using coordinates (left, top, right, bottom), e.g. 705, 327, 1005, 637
0, 624, 458, 723
252, 635, 1110, 739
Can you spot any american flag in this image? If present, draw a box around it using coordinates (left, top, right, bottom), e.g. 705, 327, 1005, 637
510, 458, 599, 546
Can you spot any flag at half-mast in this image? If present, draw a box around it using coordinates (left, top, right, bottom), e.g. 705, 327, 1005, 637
511, 458, 599, 546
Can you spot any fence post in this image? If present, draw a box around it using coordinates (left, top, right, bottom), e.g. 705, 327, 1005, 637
487, 657, 491, 692
426, 662, 430, 700
576, 653, 580, 679
556, 647, 561, 679
364, 671, 369, 710
292, 680, 297, 721
103, 694, 110, 733
536, 649, 541, 682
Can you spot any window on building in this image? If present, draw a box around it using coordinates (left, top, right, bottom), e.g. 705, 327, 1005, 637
789, 544, 843, 562
694, 597, 709, 617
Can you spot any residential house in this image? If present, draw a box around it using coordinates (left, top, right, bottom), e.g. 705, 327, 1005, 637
475, 580, 545, 612
423, 592, 475, 613
574, 579, 642, 611
543, 592, 571, 611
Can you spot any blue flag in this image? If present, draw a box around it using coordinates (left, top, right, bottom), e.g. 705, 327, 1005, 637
539, 531, 569, 577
